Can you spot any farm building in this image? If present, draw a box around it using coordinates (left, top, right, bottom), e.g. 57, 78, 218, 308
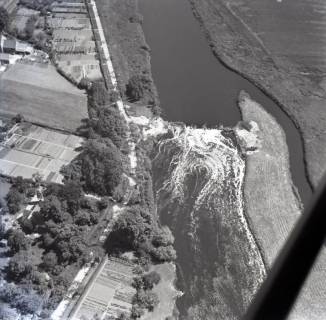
0, 38, 33, 55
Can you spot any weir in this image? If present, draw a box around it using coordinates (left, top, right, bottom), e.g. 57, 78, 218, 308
139, 0, 311, 205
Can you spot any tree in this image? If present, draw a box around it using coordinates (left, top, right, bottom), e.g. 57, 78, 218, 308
89, 82, 110, 107
142, 271, 161, 290
7, 230, 30, 253
59, 180, 83, 215
106, 207, 152, 253
126, 75, 147, 101
39, 195, 62, 222
0, 7, 9, 33
150, 245, 176, 262
152, 226, 174, 247
6, 188, 23, 214
24, 15, 37, 39
96, 106, 127, 148
133, 290, 159, 312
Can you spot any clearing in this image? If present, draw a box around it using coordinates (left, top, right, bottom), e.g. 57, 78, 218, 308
0, 62, 87, 132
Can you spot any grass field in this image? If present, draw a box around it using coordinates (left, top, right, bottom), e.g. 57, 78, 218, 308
0, 63, 87, 132
239, 92, 301, 265
240, 93, 326, 319
0, 123, 83, 183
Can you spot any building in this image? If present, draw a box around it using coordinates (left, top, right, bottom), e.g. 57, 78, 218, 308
0, 38, 33, 55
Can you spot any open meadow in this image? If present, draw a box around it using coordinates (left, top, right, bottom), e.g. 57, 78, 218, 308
0, 62, 87, 132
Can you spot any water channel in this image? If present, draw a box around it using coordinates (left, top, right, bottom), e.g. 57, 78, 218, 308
140, 0, 311, 204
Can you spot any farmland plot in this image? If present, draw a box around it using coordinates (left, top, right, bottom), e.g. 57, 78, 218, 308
0, 124, 83, 183
71, 257, 136, 319
0, 62, 87, 131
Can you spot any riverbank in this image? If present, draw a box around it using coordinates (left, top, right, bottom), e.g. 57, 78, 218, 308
239, 93, 326, 320
238, 91, 302, 266
188, 0, 326, 190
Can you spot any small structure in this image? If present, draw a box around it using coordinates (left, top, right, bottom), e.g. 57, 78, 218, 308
1, 39, 33, 55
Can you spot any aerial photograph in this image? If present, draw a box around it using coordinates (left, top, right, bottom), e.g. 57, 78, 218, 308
0, 0, 325, 319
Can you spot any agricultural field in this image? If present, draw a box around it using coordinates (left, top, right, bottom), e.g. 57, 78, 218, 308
226, 0, 326, 74
71, 257, 136, 319
50, 1, 102, 82
240, 93, 326, 319
0, 62, 88, 131
0, 123, 83, 183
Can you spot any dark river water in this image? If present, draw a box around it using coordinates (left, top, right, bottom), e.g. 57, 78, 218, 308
139, 0, 312, 317
140, 0, 311, 205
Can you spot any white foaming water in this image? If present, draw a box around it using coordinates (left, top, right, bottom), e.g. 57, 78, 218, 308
157, 123, 266, 294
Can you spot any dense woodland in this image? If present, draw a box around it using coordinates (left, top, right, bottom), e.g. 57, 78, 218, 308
0, 81, 175, 319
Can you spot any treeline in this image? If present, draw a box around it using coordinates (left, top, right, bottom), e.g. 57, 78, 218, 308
62, 82, 129, 197
1, 178, 108, 317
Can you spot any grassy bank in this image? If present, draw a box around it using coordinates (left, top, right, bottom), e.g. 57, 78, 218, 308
238, 92, 302, 266
188, 0, 326, 189
239, 92, 326, 319
95, 0, 160, 113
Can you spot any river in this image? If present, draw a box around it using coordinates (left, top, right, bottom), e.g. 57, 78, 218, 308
139, 0, 312, 317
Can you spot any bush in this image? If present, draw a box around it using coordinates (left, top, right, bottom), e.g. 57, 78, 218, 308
142, 271, 161, 290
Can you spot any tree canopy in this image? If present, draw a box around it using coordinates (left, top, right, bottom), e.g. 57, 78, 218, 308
80, 139, 123, 196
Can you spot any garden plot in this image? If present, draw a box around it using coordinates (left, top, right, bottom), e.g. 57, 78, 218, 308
71, 257, 136, 319
50, 2, 102, 82
0, 124, 83, 183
